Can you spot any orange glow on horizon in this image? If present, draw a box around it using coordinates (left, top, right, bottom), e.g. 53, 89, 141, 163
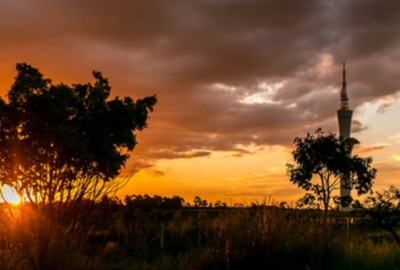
117, 147, 303, 206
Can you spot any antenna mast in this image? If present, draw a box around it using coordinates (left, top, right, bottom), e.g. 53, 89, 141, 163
340, 62, 349, 110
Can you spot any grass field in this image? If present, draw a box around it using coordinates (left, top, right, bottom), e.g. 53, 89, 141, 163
0, 202, 399, 270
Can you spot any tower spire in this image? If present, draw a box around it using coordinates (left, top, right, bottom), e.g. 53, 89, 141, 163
337, 62, 355, 210
340, 62, 349, 110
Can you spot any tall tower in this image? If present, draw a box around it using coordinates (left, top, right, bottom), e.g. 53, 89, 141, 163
337, 63, 353, 207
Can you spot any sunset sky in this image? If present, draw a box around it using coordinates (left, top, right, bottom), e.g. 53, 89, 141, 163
1, 0, 400, 205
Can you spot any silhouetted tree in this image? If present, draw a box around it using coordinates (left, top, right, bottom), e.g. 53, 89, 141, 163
295, 193, 321, 210
124, 194, 185, 210
98, 195, 123, 212
164, 196, 185, 209
193, 196, 202, 207
0, 63, 157, 227
361, 186, 400, 248
214, 200, 227, 208
286, 129, 376, 216
193, 196, 208, 207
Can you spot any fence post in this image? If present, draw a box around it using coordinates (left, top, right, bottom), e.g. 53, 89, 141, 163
160, 222, 164, 250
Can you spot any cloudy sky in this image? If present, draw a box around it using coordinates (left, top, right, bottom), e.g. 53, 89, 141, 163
1, 0, 400, 205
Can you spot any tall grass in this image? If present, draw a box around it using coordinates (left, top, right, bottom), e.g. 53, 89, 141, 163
0, 205, 91, 270
1, 203, 400, 270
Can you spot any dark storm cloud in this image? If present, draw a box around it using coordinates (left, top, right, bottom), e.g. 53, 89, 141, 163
1, 0, 400, 160
334, 0, 400, 59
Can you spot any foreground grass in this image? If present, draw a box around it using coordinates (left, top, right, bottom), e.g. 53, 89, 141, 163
1, 205, 400, 270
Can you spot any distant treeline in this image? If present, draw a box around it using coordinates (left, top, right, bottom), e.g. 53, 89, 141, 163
97, 194, 313, 210
98, 194, 231, 210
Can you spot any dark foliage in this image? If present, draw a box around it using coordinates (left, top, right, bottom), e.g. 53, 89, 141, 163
287, 129, 376, 213
0, 63, 157, 225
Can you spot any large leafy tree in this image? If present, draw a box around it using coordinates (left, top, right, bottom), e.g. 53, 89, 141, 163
286, 129, 376, 215
0, 63, 157, 224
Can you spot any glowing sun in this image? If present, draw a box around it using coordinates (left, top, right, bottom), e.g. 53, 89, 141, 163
1, 185, 21, 205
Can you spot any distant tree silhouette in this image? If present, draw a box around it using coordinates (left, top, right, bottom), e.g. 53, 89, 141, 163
193, 196, 208, 207
99, 195, 123, 212
361, 186, 400, 248
214, 200, 227, 208
0, 63, 157, 227
124, 194, 185, 210
165, 195, 185, 209
286, 129, 376, 216
193, 196, 202, 207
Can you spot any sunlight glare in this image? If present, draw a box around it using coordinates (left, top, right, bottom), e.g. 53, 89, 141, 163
1, 185, 21, 205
